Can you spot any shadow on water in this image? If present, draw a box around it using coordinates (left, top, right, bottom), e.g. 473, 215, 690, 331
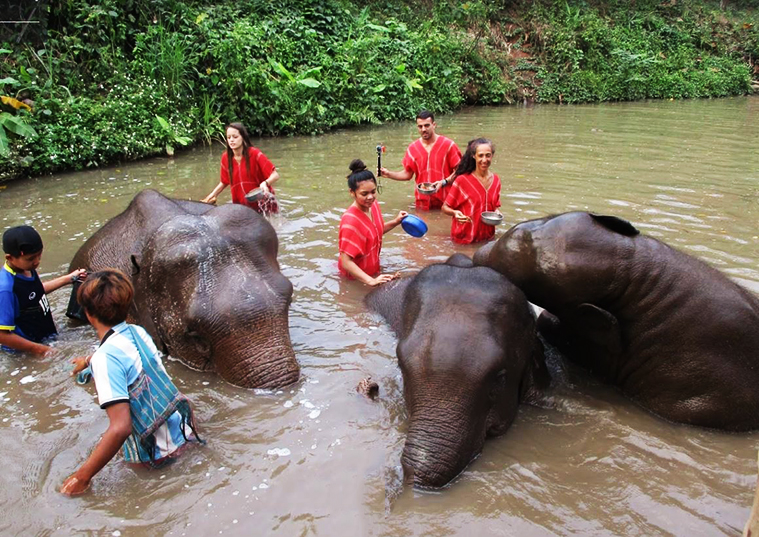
1, 97, 759, 535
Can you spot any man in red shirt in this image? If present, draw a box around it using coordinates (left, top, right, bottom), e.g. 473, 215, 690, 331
380, 111, 461, 211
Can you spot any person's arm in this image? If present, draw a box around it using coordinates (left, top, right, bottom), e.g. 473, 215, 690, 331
71, 355, 91, 376
259, 169, 280, 194
442, 203, 471, 223
42, 268, 86, 294
60, 402, 132, 496
431, 173, 457, 191
339, 252, 396, 287
0, 329, 51, 354
379, 167, 414, 181
383, 211, 408, 234
201, 181, 226, 204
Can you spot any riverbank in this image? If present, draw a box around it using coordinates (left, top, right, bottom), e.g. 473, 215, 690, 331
1, 0, 757, 181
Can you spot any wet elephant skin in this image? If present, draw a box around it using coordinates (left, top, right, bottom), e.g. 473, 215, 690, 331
474, 211, 759, 431
69, 189, 299, 389
366, 255, 548, 488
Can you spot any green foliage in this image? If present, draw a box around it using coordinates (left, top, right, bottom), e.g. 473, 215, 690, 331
155, 115, 193, 156
0, 0, 757, 180
0, 111, 36, 157
528, 0, 756, 103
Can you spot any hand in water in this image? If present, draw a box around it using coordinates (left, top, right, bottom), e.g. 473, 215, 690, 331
60, 475, 90, 496
70, 356, 90, 376
43, 346, 61, 358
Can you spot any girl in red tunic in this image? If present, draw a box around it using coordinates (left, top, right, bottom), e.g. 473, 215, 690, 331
338, 159, 407, 286
201, 122, 280, 214
442, 138, 502, 244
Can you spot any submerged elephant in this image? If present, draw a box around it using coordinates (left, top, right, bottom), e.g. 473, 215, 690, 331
474, 211, 759, 431
69, 189, 299, 389
366, 254, 548, 488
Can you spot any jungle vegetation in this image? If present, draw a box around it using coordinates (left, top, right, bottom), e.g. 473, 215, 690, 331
0, 0, 758, 180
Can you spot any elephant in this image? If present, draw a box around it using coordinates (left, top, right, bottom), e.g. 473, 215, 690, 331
69, 189, 299, 389
473, 211, 759, 431
365, 254, 548, 488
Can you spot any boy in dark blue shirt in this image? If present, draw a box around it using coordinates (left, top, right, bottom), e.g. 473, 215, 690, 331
0, 225, 86, 354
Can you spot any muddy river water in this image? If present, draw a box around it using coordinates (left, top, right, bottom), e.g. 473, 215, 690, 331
1, 98, 759, 536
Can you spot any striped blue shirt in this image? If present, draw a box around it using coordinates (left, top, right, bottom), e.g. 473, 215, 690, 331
90, 322, 188, 460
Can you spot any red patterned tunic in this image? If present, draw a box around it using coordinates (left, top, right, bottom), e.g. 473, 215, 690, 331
338, 202, 385, 278
401, 136, 462, 211
220, 147, 278, 213
444, 173, 502, 244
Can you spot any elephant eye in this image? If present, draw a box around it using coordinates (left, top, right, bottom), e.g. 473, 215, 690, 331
488, 369, 508, 402
187, 330, 212, 356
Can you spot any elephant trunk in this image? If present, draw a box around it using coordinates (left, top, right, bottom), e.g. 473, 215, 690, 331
401, 397, 486, 489
179, 292, 299, 389
214, 315, 299, 389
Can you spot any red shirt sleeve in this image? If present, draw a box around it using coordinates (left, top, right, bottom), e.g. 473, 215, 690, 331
448, 143, 462, 171
220, 153, 231, 185
339, 214, 367, 259
445, 180, 465, 209
402, 145, 418, 175
253, 148, 276, 180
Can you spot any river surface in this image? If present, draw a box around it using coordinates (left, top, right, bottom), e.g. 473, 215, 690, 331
1, 97, 759, 536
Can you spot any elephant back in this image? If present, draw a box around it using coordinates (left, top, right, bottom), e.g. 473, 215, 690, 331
69, 189, 189, 275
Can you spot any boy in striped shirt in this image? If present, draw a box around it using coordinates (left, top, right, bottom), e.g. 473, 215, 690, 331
61, 269, 199, 495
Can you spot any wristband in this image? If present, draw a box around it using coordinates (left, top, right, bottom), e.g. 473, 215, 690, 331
70, 274, 78, 283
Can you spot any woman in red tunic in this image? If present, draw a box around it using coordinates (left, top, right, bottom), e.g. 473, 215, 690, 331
339, 159, 407, 286
201, 122, 280, 214
442, 138, 502, 244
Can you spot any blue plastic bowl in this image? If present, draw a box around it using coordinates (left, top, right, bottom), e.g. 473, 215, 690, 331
401, 214, 428, 238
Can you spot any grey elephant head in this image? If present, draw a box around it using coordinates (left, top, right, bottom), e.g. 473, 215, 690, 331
472, 212, 640, 312
70, 189, 299, 389
474, 211, 759, 431
366, 256, 548, 488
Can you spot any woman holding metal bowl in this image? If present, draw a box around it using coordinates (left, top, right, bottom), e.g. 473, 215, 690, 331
201, 122, 280, 214
441, 138, 502, 244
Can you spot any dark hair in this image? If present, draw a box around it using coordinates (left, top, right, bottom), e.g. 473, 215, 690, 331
77, 269, 134, 326
225, 122, 254, 185
347, 159, 377, 191
416, 110, 435, 122
453, 138, 495, 178
2, 225, 43, 256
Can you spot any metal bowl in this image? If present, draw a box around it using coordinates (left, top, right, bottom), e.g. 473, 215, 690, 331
245, 187, 264, 202
480, 211, 504, 226
416, 182, 437, 195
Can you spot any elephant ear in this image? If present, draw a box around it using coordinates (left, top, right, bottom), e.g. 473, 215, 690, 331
364, 276, 415, 336
574, 303, 622, 356
589, 214, 640, 236
130, 254, 141, 275
519, 336, 551, 404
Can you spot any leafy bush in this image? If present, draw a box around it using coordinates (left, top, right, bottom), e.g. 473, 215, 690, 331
0, 0, 757, 180
529, 0, 756, 103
